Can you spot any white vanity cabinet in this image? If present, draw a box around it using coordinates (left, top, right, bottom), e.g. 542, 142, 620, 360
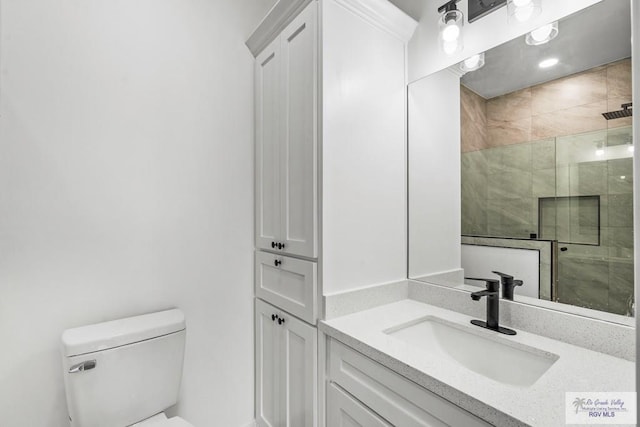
255, 251, 317, 324
256, 299, 318, 427
255, 2, 318, 259
327, 338, 492, 427
249, 0, 417, 426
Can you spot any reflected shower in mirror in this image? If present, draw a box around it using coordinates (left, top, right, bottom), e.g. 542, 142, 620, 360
410, 0, 634, 321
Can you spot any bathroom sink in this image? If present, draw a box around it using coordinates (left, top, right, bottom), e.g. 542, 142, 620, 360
384, 316, 558, 387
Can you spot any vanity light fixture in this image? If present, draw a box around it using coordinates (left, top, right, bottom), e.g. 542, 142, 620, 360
507, 0, 542, 24
538, 57, 558, 68
468, 0, 507, 23
438, 0, 464, 55
459, 53, 486, 72
526, 21, 558, 45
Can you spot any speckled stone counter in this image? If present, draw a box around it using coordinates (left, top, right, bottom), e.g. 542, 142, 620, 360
320, 299, 635, 427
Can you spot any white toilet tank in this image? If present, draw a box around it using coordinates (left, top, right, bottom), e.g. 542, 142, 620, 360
61, 309, 186, 427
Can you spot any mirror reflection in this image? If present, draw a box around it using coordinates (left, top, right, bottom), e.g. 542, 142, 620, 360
411, 0, 634, 319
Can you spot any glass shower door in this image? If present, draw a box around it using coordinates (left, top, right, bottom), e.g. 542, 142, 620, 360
551, 127, 634, 315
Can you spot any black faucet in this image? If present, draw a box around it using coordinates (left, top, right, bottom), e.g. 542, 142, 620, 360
466, 277, 516, 336
492, 271, 523, 301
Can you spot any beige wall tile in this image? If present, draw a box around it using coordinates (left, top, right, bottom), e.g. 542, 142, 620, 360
531, 68, 607, 116
532, 100, 608, 140
607, 58, 632, 98
486, 88, 531, 123
487, 117, 531, 146
461, 85, 488, 152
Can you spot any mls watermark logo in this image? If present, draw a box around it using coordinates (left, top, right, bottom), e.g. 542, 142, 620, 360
566, 392, 637, 425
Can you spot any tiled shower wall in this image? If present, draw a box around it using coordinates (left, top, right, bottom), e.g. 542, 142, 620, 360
461, 58, 632, 153
460, 59, 634, 316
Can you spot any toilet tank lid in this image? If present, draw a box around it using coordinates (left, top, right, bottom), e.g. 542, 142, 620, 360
62, 309, 185, 357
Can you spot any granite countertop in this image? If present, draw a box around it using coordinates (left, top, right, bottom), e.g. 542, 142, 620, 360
320, 299, 635, 427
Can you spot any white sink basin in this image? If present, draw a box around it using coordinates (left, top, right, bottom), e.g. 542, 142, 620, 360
384, 316, 559, 387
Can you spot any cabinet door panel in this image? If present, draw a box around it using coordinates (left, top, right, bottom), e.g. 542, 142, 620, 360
280, 311, 317, 427
255, 251, 317, 324
280, 2, 318, 258
255, 299, 281, 427
256, 38, 282, 252
327, 382, 392, 427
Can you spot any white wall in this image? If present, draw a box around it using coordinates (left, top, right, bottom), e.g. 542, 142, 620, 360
0, 1, 274, 426
321, 0, 408, 294
407, 0, 600, 82
407, 69, 461, 279
461, 245, 540, 299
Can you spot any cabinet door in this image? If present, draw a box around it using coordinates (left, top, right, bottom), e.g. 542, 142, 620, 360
279, 2, 318, 258
255, 251, 317, 324
255, 299, 282, 427
256, 37, 282, 252
327, 382, 392, 427
279, 310, 318, 427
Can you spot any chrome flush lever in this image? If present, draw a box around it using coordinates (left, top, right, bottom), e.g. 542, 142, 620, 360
69, 359, 97, 373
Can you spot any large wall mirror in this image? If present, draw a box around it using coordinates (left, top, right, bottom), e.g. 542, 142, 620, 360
408, 0, 634, 324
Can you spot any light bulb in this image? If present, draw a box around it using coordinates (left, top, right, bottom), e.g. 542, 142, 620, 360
443, 40, 459, 55
442, 23, 460, 42
539, 58, 558, 68
438, 8, 463, 55
464, 55, 481, 69
526, 22, 559, 46
508, 0, 541, 24
595, 149, 605, 156
459, 52, 485, 72
628, 145, 634, 153
531, 24, 553, 42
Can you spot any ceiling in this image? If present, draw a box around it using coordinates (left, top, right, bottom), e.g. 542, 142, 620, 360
460, 0, 631, 98
387, 0, 424, 20
386, 0, 632, 99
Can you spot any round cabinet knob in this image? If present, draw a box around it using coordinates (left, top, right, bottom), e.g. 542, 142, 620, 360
274, 259, 281, 267
271, 314, 277, 321
271, 241, 276, 248
277, 317, 285, 325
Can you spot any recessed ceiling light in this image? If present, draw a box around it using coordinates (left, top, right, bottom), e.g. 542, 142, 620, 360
539, 58, 559, 68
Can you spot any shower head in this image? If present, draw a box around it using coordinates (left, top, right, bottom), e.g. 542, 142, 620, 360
602, 103, 632, 120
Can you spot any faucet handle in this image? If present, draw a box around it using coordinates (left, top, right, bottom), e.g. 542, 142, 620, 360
492, 271, 513, 280
465, 277, 499, 292
513, 279, 523, 287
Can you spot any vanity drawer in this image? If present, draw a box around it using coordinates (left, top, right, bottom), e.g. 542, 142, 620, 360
327, 382, 392, 427
255, 251, 317, 324
327, 338, 491, 427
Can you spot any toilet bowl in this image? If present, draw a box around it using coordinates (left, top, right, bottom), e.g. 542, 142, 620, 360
61, 309, 194, 427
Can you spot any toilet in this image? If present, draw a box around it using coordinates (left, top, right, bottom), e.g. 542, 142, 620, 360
61, 309, 194, 427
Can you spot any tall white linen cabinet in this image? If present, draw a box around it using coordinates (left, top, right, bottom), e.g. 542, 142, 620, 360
246, 0, 417, 426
